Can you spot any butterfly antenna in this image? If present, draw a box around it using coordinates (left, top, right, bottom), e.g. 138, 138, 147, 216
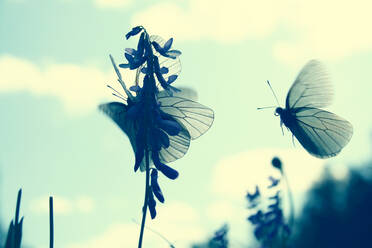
107, 85, 124, 97
107, 85, 127, 101
267, 80, 280, 106
257, 106, 277, 110
112, 93, 126, 101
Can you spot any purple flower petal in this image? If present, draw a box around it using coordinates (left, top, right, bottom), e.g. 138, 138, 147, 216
165, 50, 182, 59
125, 53, 134, 64
160, 67, 169, 74
125, 48, 137, 56
167, 75, 178, 84
151, 41, 164, 54
140, 67, 148, 74
151, 169, 165, 203
125, 26, 142, 39
148, 190, 157, 219
152, 152, 179, 180
163, 38, 173, 51
158, 119, 181, 136
118, 63, 130, 68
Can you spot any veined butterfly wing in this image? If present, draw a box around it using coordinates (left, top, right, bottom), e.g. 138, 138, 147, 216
287, 107, 353, 158
286, 60, 332, 109
156, 88, 207, 163
158, 127, 191, 163
99, 102, 191, 166
157, 94, 214, 140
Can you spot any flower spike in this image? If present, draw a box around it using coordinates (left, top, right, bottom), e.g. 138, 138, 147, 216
125, 26, 143, 40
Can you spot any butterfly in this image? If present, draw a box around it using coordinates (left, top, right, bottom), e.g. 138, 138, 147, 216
273, 60, 353, 158
99, 53, 214, 170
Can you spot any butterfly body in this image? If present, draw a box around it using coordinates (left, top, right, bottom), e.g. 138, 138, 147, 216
273, 60, 353, 159
276, 107, 296, 129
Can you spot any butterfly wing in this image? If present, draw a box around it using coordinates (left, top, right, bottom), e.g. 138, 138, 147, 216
99, 102, 138, 153
157, 87, 198, 101
287, 107, 353, 158
286, 60, 332, 109
157, 95, 214, 140
99, 101, 191, 165
158, 128, 191, 163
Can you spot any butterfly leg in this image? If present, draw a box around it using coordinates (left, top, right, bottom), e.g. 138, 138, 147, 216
292, 134, 296, 147
280, 121, 284, 136
281, 125, 284, 136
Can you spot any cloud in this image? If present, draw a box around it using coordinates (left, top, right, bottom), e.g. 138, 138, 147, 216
211, 148, 325, 198
94, 0, 133, 8
131, 0, 287, 43
65, 223, 142, 248
273, 1, 372, 65
76, 196, 95, 213
29, 195, 95, 215
0, 55, 136, 114
65, 201, 206, 248
131, 0, 372, 62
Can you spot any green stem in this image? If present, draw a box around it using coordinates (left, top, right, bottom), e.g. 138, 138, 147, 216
138, 28, 155, 248
49, 196, 54, 248
138, 148, 150, 248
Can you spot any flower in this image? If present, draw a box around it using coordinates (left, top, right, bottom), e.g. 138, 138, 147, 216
153, 56, 179, 93
119, 33, 146, 70
125, 26, 143, 40
99, 27, 214, 219
247, 177, 290, 246
268, 176, 280, 188
247, 185, 261, 209
210, 224, 229, 248
151, 38, 182, 59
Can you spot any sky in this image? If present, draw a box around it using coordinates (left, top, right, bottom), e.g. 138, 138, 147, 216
1, 0, 372, 247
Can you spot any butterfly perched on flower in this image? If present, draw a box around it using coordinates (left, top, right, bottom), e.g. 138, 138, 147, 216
98, 28, 214, 219
272, 60, 353, 158
100, 51, 214, 173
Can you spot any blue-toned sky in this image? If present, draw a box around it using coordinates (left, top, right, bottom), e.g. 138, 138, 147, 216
1, 0, 372, 247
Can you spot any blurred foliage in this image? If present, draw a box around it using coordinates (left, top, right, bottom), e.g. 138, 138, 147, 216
195, 157, 372, 248
192, 224, 229, 248
291, 163, 372, 248
246, 157, 291, 248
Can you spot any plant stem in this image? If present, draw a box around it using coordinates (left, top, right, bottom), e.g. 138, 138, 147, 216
138, 28, 155, 248
49, 196, 54, 248
138, 148, 150, 248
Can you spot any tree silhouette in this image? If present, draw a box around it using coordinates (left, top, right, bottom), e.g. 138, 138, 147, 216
291, 164, 372, 248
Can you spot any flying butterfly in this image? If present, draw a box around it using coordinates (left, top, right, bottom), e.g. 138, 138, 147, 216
264, 60, 353, 158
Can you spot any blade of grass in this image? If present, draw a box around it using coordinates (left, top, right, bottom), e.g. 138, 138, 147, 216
49, 196, 54, 248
